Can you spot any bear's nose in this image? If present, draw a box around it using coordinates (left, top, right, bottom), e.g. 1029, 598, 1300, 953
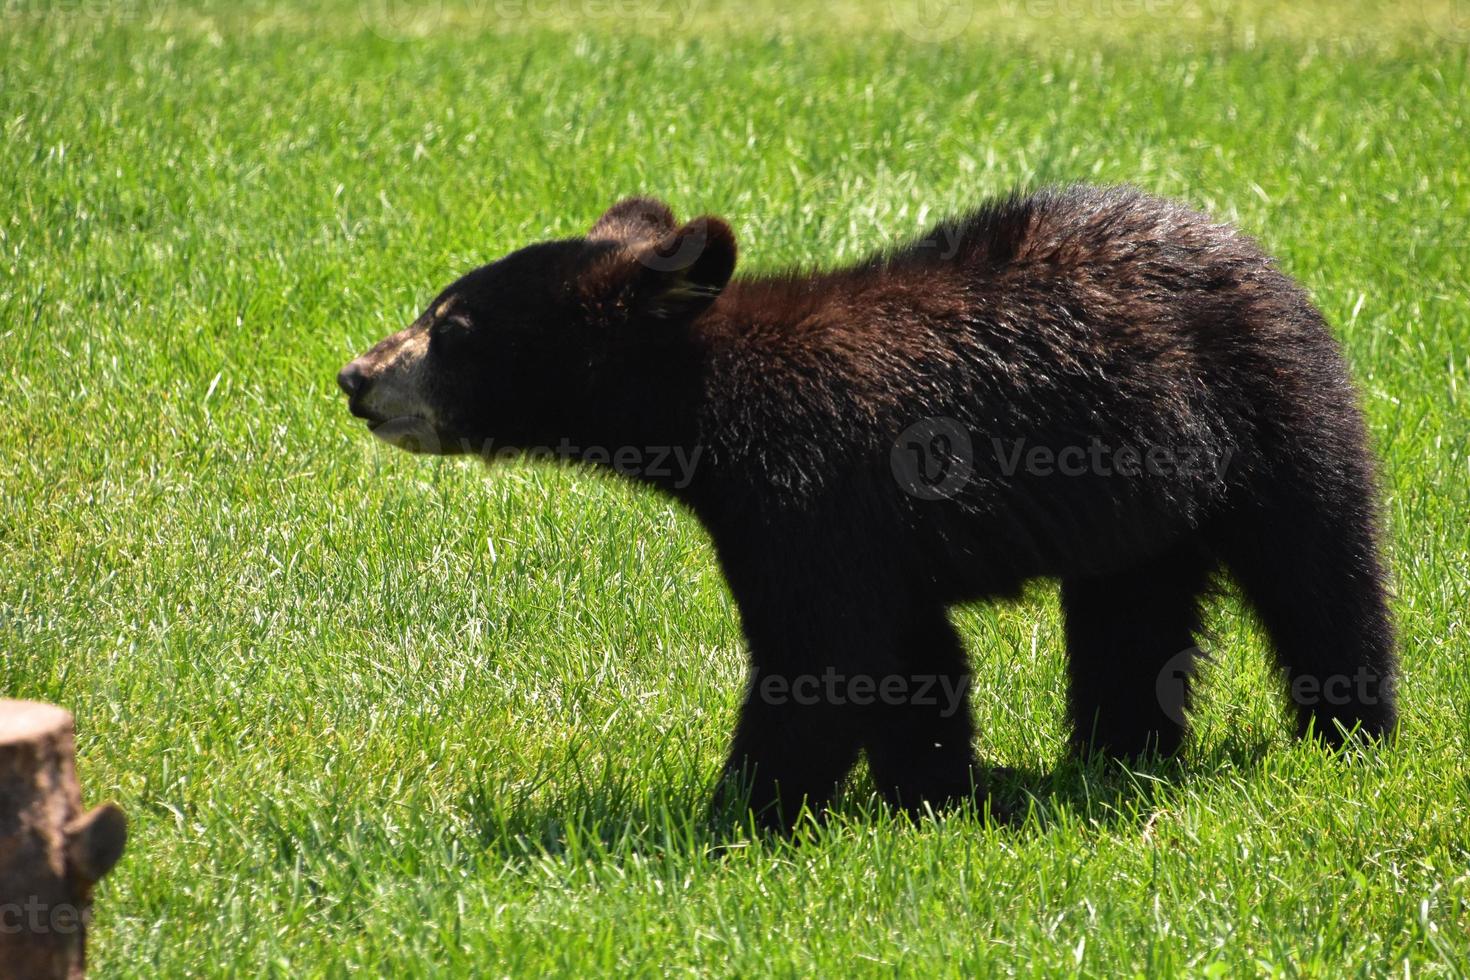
337, 362, 366, 397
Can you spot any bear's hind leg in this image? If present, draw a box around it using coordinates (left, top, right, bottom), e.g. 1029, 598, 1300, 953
1218, 495, 1396, 746
1061, 547, 1214, 758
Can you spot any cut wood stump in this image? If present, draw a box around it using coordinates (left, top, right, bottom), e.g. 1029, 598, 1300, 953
0, 700, 126, 980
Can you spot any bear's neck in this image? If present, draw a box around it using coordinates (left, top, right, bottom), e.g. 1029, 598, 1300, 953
573, 328, 711, 498
574, 284, 829, 506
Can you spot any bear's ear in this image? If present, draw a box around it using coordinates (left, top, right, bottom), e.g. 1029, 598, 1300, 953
589, 197, 678, 247
629, 216, 738, 320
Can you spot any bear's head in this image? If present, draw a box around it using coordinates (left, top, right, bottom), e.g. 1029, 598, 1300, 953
337, 198, 736, 456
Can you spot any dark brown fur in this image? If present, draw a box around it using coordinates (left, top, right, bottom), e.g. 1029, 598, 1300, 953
340, 185, 1396, 829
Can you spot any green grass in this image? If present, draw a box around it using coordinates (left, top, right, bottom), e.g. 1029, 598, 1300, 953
3, 1, 1469, 974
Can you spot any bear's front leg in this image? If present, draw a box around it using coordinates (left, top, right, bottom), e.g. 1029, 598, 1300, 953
713, 678, 866, 832
858, 606, 998, 819
708, 536, 989, 830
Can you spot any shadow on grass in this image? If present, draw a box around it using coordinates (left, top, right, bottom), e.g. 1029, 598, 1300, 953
968, 739, 1277, 834
456, 736, 1281, 867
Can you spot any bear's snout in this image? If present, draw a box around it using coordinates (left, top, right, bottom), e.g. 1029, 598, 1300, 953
336, 325, 440, 435
336, 361, 366, 398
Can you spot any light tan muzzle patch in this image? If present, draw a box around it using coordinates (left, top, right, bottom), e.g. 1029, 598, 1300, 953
338, 322, 445, 453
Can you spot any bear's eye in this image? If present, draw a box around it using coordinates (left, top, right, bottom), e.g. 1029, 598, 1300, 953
430, 311, 474, 336
427, 311, 476, 358
427, 296, 474, 335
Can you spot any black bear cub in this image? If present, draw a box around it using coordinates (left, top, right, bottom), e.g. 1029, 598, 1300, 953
339, 186, 1396, 829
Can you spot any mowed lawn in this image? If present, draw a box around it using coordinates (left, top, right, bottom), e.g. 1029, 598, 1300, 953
2, 1, 1468, 974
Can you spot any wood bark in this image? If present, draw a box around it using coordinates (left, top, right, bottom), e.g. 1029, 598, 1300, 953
0, 700, 126, 980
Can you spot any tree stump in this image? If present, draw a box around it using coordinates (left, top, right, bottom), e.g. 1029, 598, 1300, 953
0, 700, 126, 980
